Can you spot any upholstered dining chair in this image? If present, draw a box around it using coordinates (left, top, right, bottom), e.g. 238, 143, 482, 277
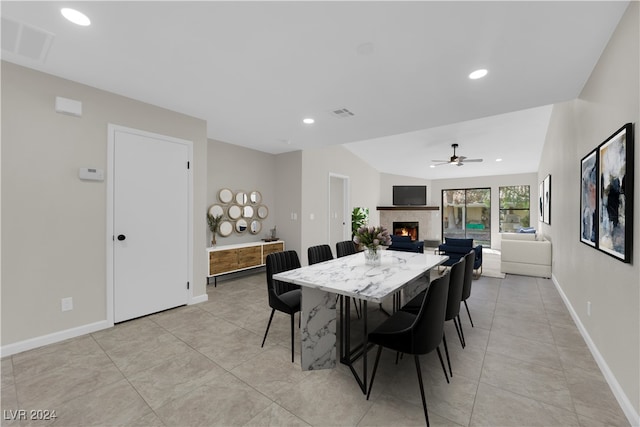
335, 240, 357, 258
402, 257, 466, 378
461, 250, 476, 327
262, 250, 302, 362
366, 272, 451, 427
334, 240, 362, 318
307, 244, 334, 265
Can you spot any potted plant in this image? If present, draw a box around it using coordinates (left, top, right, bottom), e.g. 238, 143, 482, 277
207, 213, 223, 246
351, 207, 369, 237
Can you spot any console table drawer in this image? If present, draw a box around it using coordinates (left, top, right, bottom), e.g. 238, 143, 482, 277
208, 241, 285, 283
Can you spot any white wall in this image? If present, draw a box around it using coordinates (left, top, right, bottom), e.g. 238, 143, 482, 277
1, 62, 208, 349
430, 173, 538, 249
274, 151, 303, 260
300, 145, 381, 265
539, 3, 639, 422
207, 139, 277, 246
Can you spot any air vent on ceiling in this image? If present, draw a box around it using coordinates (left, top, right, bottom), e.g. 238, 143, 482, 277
1, 16, 54, 63
328, 108, 355, 119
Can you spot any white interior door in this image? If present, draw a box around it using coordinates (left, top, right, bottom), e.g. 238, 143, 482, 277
112, 128, 190, 322
329, 174, 349, 252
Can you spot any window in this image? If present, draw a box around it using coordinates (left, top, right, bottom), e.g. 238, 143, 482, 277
499, 185, 530, 232
442, 188, 491, 247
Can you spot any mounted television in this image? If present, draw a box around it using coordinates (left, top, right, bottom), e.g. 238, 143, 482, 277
393, 185, 427, 206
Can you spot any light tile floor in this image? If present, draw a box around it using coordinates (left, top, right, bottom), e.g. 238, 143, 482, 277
1, 272, 629, 426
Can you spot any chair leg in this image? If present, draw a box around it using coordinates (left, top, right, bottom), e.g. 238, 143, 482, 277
464, 300, 474, 327
453, 316, 465, 348
435, 346, 449, 384
367, 346, 383, 400
261, 308, 276, 347
290, 313, 295, 363
443, 332, 452, 378
414, 355, 430, 427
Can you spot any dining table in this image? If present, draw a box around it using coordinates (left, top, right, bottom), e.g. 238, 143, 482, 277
272, 249, 449, 393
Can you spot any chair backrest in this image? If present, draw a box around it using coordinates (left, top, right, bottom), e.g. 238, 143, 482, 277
307, 244, 334, 265
445, 257, 466, 321
461, 250, 475, 301
266, 251, 301, 297
412, 272, 450, 355
336, 240, 357, 258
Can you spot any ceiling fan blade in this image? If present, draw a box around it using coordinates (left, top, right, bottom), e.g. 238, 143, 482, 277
431, 159, 450, 163
463, 158, 483, 162
432, 161, 451, 166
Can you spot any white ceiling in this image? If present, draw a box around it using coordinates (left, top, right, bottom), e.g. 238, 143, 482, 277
1, 1, 629, 179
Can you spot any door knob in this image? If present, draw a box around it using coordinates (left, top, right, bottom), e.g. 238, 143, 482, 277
117, 234, 126, 241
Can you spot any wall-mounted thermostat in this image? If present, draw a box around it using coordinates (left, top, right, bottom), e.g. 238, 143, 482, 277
79, 168, 104, 181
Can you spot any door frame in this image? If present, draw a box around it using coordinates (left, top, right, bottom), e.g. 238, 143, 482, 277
106, 124, 194, 326
327, 173, 350, 244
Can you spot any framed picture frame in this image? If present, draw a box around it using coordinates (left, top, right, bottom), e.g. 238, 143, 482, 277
543, 174, 551, 224
580, 150, 598, 247
538, 181, 544, 222
597, 123, 633, 262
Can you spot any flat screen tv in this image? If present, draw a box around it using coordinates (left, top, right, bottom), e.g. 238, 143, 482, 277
393, 185, 427, 206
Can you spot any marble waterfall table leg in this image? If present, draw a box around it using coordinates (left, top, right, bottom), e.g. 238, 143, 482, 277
300, 287, 337, 370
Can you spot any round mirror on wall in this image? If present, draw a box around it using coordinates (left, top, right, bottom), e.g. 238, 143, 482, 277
235, 191, 248, 205
257, 205, 269, 219
250, 220, 262, 234
242, 205, 254, 218
219, 221, 233, 237
208, 204, 224, 217
235, 219, 248, 233
249, 191, 262, 204
218, 188, 233, 204
228, 205, 242, 220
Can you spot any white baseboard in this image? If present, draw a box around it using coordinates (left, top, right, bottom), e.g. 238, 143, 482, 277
189, 293, 208, 305
0, 320, 112, 358
551, 274, 639, 427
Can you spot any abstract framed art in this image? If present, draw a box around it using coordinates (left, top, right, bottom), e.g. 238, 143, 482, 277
580, 150, 597, 246
598, 123, 633, 262
538, 181, 544, 222
579, 123, 634, 263
543, 174, 551, 224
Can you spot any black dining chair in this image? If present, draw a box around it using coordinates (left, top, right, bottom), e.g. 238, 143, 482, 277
366, 273, 451, 427
402, 257, 466, 378
336, 240, 357, 258
461, 250, 476, 327
335, 240, 362, 318
262, 250, 302, 362
308, 244, 334, 265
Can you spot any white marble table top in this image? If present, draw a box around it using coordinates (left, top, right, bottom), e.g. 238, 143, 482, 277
273, 250, 449, 303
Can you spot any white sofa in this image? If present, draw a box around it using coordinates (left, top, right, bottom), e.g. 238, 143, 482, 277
500, 233, 552, 278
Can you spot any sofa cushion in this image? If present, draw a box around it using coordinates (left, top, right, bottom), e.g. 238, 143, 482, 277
444, 238, 473, 247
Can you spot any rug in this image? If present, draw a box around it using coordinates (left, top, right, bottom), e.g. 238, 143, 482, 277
481, 249, 506, 279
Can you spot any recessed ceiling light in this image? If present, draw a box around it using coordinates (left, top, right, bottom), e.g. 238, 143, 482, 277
303, 118, 315, 124
429, 165, 436, 168
496, 158, 503, 162
469, 69, 488, 80
61, 8, 91, 26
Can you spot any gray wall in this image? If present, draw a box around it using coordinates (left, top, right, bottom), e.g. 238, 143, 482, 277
539, 2, 639, 420
207, 139, 277, 246
1, 62, 208, 347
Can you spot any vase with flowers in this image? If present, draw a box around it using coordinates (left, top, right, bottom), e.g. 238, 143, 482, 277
353, 225, 392, 266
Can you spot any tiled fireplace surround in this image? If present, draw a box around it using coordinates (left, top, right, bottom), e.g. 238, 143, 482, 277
378, 207, 441, 245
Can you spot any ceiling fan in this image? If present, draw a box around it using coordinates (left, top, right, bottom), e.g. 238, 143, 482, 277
431, 143, 483, 167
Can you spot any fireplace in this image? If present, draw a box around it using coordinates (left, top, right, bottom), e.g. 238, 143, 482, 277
393, 222, 419, 241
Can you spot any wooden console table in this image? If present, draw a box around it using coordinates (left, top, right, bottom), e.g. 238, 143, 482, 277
207, 240, 285, 286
